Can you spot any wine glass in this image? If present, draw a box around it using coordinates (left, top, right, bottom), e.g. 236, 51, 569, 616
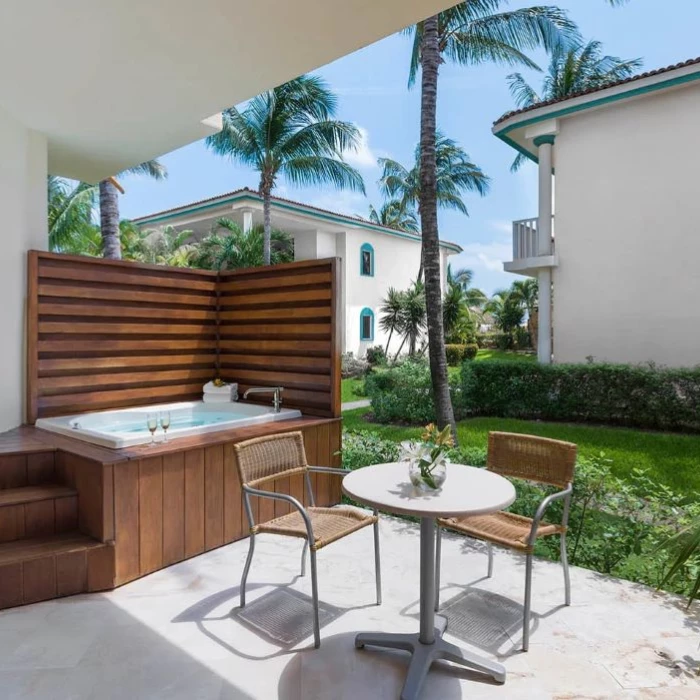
160, 412, 171, 442
146, 413, 158, 445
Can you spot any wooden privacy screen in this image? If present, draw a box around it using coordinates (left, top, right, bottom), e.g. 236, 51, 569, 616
218, 259, 340, 418
27, 252, 340, 422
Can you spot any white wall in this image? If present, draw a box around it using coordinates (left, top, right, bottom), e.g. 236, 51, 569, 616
0, 106, 48, 430
553, 85, 700, 367
343, 228, 451, 357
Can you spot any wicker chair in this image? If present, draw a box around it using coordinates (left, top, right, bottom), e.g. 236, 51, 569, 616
233, 431, 381, 649
435, 432, 577, 651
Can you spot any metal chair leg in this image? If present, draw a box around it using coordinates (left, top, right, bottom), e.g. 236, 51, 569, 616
523, 553, 533, 652
300, 540, 308, 577
434, 524, 442, 612
309, 548, 321, 649
373, 515, 382, 605
240, 533, 256, 608
487, 542, 494, 578
561, 532, 571, 606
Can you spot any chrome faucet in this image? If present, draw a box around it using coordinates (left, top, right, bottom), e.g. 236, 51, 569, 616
243, 386, 284, 413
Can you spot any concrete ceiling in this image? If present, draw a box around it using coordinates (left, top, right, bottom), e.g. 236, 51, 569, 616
1, 0, 456, 182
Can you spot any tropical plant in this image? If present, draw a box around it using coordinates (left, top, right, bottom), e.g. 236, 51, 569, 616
447, 264, 487, 308
486, 289, 525, 334
511, 278, 538, 347
659, 519, 700, 607
507, 40, 642, 170
99, 161, 167, 259
405, 1, 578, 439
368, 200, 419, 233
397, 281, 427, 358
379, 287, 405, 355
192, 219, 294, 271
442, 278, 477, 345
129, 225, 197, 267
206, 75, 364, 265
47, 176, 98, 253
378, 133, 490, 225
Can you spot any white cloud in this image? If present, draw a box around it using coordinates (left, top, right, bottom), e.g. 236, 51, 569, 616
455, 241, 512, 274
488, 219, 514, 237
306, 190, 368, 218
342, 126, 383, 169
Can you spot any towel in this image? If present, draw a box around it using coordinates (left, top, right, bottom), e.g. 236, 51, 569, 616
203, 381, 231, 395
203, 393, 231, 404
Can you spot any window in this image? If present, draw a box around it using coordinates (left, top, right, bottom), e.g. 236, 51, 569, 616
360, 308, 374, 341
360, 243, 374, 277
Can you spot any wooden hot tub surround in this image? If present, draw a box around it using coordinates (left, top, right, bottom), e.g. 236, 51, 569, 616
0, 253, 344, 610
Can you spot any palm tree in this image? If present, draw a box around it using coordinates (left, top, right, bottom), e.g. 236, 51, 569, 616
446, 264, 487, 308
206, 75, 365, 265
511, 278, 539, 346
47, 176, 98, 253
368, 200, 419, 233
192, 219, 294, 271
131, 226, 197, 267
486, 289, 525, 334
405, 2, 577, 437
379, 287, 405, 355
99, 160, 167, 259
507, 40, 642, 170
397, 281, 427, 358
378, 132, 490, 226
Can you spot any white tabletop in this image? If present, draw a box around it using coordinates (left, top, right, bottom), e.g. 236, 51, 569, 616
342, 462, 516, 519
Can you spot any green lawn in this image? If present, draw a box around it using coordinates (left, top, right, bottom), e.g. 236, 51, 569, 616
341, 378, 366, 403
475, 349, 536, 363
342, 408, 700, 495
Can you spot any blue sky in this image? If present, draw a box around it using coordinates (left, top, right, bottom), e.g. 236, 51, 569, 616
119, 0, 700, 295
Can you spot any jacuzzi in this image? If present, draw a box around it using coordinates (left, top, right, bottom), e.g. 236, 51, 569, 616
35, 401, 302, 449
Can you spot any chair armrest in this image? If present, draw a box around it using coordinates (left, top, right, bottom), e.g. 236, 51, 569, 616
243, 484, 315, 541
527, 483, 573, 547
307, 466, 350, 477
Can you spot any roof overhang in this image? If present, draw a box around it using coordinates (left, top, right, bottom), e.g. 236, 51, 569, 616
1, 0, 456, 183
493, 61, 700, 165
136, 189, 463, 254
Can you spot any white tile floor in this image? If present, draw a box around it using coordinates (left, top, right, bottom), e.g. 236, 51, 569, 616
0, 514, 698, 699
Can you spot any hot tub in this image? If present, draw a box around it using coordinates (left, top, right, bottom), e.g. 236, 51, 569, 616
35, 401, 302, 449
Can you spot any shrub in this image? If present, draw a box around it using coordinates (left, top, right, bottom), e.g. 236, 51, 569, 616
476, 332, 496, 349
495, 332, 514, 350
464, 343, 478, 360
365, 360, 461, 424
341, 352, 369, 379
445, 344, 466, 366
460, 361, 700, 432
341, 430, 400, 471
365, 345, 387, 366
514, 327, 531, 350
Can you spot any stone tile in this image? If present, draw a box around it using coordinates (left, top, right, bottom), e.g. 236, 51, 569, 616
0, 514, 696, 699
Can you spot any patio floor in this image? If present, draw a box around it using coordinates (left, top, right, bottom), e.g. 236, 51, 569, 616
0, 513, 698, 699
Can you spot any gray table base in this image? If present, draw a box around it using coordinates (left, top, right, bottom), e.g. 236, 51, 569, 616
354, 517, 506, 700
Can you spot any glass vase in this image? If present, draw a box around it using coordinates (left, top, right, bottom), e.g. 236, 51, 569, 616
408, 453, 448, 491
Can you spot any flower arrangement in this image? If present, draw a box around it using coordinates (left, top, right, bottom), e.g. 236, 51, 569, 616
400, 423, 454, 490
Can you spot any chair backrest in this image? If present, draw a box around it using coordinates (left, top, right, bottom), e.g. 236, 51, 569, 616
487, 432, 576, 488
233, 431, 308, 488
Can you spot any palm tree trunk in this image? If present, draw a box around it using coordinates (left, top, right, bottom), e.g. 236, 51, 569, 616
384, 328, 394, 355
419, 15, 457, 440
261, 184, 272, 266
393, 334, 408, 363
99, 179, 122, 259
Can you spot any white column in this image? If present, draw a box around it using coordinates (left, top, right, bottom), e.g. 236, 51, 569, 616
0, 106, 48, 430
535, 135, 554, 365
240, 208, 253, 233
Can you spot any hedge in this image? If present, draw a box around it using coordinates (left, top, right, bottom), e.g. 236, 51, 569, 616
460, 361, 700, 433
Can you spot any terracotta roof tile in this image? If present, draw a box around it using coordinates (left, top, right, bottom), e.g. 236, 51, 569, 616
494, 56, 700, 127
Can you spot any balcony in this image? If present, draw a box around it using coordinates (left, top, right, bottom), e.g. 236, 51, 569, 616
504, 217, 558, 276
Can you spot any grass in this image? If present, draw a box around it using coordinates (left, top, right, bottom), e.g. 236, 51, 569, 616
475, 349, 536, 363
342, 408, 700, 495
341, 378, 366, 403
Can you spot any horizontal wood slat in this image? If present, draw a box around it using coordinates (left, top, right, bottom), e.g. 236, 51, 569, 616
27, 252, 340, 421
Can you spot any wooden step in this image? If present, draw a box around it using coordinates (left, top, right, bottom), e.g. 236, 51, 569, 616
0, 532, 113, 609
0, 485, 78, 542
0, 484, 76, 507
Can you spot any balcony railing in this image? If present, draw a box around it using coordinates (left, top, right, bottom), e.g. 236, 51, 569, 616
506, 217, 557, 275
512, 217, 555, 259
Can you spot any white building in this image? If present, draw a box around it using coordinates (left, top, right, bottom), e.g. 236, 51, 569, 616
494, 57, 700, 368
135, 188, 462, 357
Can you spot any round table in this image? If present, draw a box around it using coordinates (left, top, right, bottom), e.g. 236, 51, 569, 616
342, 462, 516, 700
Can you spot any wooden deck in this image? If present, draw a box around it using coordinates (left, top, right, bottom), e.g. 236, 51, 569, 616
0, 416, 342, 608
